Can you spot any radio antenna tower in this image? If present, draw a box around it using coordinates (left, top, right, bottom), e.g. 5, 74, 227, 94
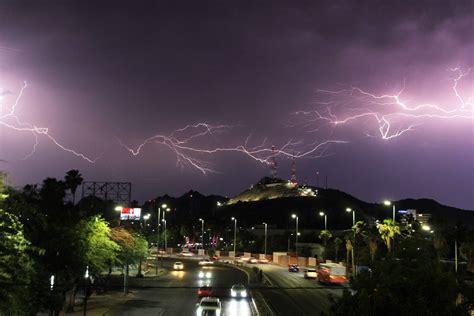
290, 154, 297, 185
270, 145, 278, 179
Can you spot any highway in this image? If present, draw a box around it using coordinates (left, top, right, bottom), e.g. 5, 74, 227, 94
105, 258, 253, 315
255, 263, 345, 315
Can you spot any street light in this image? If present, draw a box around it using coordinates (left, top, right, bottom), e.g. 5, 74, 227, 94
421, 224, 431, 231
345, 208, 356, 277
383, 200, 396, 222
115, 205, 123, 212
319, 211, 327, 230
263, 222, 268, 256
346, 208, 355, 226
156, 203, 167, 273
163, 208, 171, 251
291, 214, 299, 259
231, 217, 237, 257
199, 218, 205, 249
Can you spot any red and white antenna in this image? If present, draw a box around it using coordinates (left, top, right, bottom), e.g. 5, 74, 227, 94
270, 145, 278, 178
290, 154, 297, 184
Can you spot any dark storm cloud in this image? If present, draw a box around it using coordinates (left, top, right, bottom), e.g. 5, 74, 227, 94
0, 0, 472, 209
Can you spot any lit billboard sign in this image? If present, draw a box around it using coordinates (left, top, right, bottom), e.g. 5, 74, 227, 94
120, 208, 141, 220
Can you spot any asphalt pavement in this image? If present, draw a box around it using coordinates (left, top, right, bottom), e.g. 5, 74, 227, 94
255, 263, 345, 316
104, 258, 252, 316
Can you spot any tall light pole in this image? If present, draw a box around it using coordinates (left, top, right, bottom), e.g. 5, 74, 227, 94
346, 208, 356, 276
199, 218, 205, 249
263, 222, 268, 256
291, 214, 299, 259
346, 208, 355, 226
115, 206, 123, 226
384, 200, 396, 222
231, 217, 237, 257
163, 207, 170, 251
156, 203, 167, 275
319, 211, 327, 230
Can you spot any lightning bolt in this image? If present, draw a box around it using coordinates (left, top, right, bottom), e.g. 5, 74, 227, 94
0, 81, 98, 162
119, 123, 347, 174
293, 67, 473, 140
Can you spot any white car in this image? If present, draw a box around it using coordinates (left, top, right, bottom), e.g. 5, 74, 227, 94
196, 297, 221, 315
230, 284, 248, 298
248, 258, 258, 264
198, 260, 214, 266
198, 270, 212, 279
304, 268, 318, 279
173, 262, 184, 270
258, 258, 269, 264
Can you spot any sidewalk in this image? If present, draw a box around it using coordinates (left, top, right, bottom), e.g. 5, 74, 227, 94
60, 291, 136, 316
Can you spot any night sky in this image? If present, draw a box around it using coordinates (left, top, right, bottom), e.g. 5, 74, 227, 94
0, 0, 473, 209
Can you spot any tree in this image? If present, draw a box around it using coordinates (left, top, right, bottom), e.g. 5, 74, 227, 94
332, 246, 465, 315
377, 219, 400, 253
319, 230, 332, 260
64, 170, 83, 205
459, 241, 474, 273
334, 237, 343, 262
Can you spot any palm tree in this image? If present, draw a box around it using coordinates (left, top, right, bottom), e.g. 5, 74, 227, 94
377, 219, 400, 253
64, 170, 83, 205
319, 230, 332, 260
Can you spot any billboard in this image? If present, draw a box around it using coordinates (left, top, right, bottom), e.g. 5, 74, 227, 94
120, 207, 141, 220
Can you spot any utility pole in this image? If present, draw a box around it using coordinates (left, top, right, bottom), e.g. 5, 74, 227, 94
263, 222, 268, 256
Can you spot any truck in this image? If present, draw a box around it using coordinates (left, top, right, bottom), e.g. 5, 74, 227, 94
317, 262, 348, 284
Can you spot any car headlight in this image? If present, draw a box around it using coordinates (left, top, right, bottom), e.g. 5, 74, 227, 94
231, 290, 236, 297
199, 271, 204, 278
205, 272, 211, 278
241, 290, 247, 297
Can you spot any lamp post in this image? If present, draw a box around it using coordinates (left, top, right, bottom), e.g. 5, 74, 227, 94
231, 217, 237, 257
163, 208, 171, 251
319, 211, 327, 230
83, 266, 90, 316
383, 200, 396, 222
115, 206, 123, 226
346, 208, 356, 277
346, 208, 355, 226
291, 214, 299, 259
263, 222, 268, 256
156, 203, 167, 275
199, 218, 205, 249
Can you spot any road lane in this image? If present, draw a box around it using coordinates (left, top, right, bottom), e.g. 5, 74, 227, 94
105, 258, 252, 316
255, 263, 345, 316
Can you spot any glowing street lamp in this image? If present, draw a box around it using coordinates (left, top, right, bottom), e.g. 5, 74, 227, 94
199, 218, 205, 249
421, 224, 431, 231
383, 200, 396, 222
346, 208, 355, 226
263, 222, 268, 256
231, 217, 237, 256
319, 211, 327, 230
157, 203, 168, 272
291, 214, 299, 259
115, 205, 123, 212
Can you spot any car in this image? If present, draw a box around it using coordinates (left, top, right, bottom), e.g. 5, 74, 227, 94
196, 297, 221, 316
199, 259, 214, 266
173, 261, 184, 270
230, 284, 248, 298
248, 258, 258, 264
181, 252, 195, 257
197, 285, 214, 297
211, 255, 220, 260
258, 258, 269, 264
304, 268, 317, 279
198, 270, 212, 279
288, 264, 299, 272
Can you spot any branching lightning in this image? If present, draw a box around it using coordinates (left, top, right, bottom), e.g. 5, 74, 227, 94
119, 123, 347, 174
0, 81, 98, 162
293, 68, 474, 140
